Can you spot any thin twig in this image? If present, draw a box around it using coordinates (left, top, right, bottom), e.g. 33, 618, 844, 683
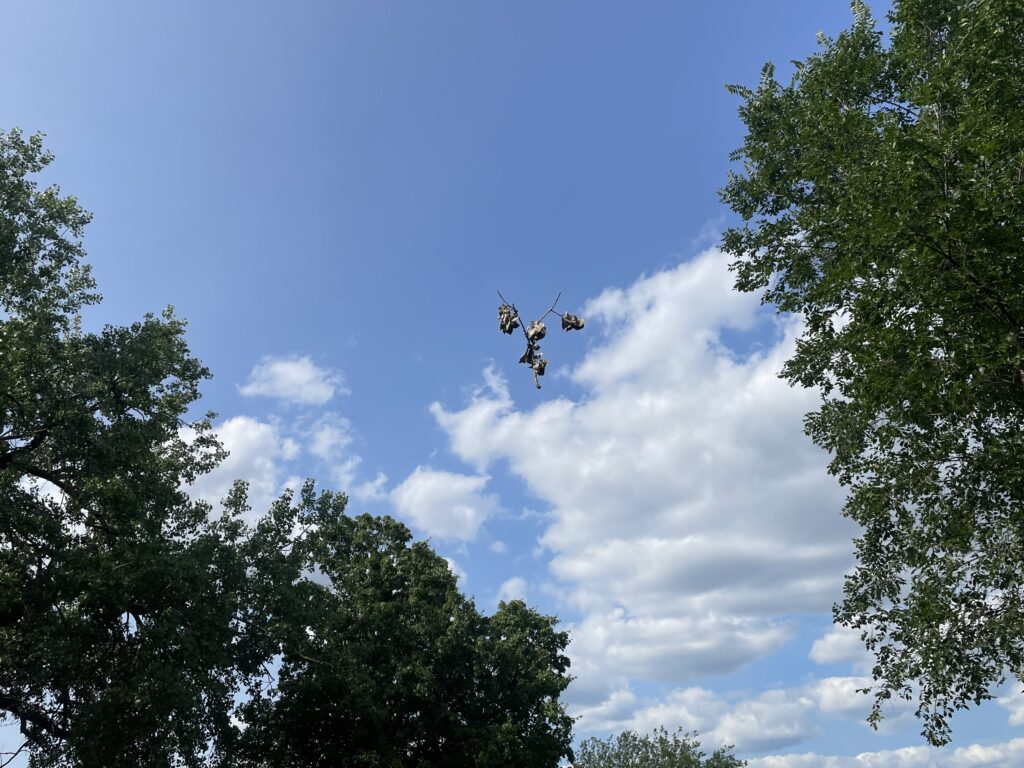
497, 290, 532, 342
539, 292, 562, 321
0, 741, 28, 768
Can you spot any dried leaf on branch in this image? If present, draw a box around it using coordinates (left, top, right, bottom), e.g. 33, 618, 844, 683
498, 304, 520, 334
496, 290, 584, 390
561, 312, 584, 331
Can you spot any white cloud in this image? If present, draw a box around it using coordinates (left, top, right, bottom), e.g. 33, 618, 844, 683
998, 686, 1024, 726
309, 414, 353, 459
568, 610, 794, 701
281, 437, 300, 461
186, 416, 293, 521
282, 475, 305, 494
444, 557, 468, 590
810, 625, 873, 674
748, 738, 1024, 768
328, 456, 361, 490
389, 466, 499, 541
301, 412, 364, 491
497, 576, 527, 603
809, 676, 874, 720
712, 688, 821, 753
239, 355, 347, 405
489, 540, 508, 554
352, 472, 389, 502
571, 689, 646, 735
573, 676, 913, 755
572, 684, 816, 753
573, 687, 726, 737
430, 248, 857, 711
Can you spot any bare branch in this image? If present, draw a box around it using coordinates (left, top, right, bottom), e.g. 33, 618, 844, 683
0, 740, 28, 768
541, 292, 562, 318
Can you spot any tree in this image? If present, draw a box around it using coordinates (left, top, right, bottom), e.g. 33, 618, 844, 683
235, 503, 574, 768
573, 727, 745, 768
0, 129, 576, 765
720, 0, 1024, 746
0, 129, 274, 766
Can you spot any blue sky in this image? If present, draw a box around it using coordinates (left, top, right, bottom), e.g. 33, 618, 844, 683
4, 2, 1024, 764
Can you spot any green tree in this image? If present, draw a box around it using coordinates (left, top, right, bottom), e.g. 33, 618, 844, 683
236, 504, 574, 768
0, 129, 576, 766
574, 728, 745, 768
721, 0, 1024, 746
0, 129, 301, 767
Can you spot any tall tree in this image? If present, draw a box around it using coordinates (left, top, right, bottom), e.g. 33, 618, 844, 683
0, 129, 295, 767
0, 130, 576, 766
573, 727, 745, 768
236, 503, 574, 768
721, 0, 1024, 745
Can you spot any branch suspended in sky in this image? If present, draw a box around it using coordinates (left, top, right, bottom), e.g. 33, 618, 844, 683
497, 290, 584, 389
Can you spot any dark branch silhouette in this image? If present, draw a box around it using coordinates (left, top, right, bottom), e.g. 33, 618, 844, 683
496, 291, 584, 389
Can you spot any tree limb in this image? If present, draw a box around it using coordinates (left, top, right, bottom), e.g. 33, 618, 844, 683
0, 429, 47, 470
0, 694, 70, 741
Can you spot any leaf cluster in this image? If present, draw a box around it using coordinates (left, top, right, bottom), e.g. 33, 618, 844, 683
574, 727, 745, 768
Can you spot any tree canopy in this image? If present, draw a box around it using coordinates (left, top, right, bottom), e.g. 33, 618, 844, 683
0, 127, 255, 766
236, 505, 573, 768
721, 0, 1024, 746
573, 727, 745, 768
0, 129, 574, 768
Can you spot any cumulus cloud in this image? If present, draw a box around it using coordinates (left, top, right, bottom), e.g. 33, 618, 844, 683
748, 738, 1024, 768
239, 355, 347, 405
185, 415, 296, 521
497, 576, 528, 603
574, 676, 912, 754
568, 610, 794, 698
712, 689, 821, 753
444, 557, 468, 590
430, 248, 857, 712
389, 466, 499, 541
573, 687, 724, 737
810, 625, 873, 674
998, 686, 1024, 726
573, 684, 814, 752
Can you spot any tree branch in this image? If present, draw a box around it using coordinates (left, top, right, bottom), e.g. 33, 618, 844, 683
0, 740, 28, 768
0, 429, 47, 470
0, 694, 71, 741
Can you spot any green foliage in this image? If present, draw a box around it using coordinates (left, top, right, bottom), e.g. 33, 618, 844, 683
0, 129, 574, 767
574, 727, 745, 768
0, 127, 258, 767
236, 503, 574, 768
721, 0, 1024, 746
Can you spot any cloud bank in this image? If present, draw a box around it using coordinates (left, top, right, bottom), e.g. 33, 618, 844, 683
428, 248, 859, 726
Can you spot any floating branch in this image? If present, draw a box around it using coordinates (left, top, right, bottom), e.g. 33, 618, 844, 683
496, 290, 584, 389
